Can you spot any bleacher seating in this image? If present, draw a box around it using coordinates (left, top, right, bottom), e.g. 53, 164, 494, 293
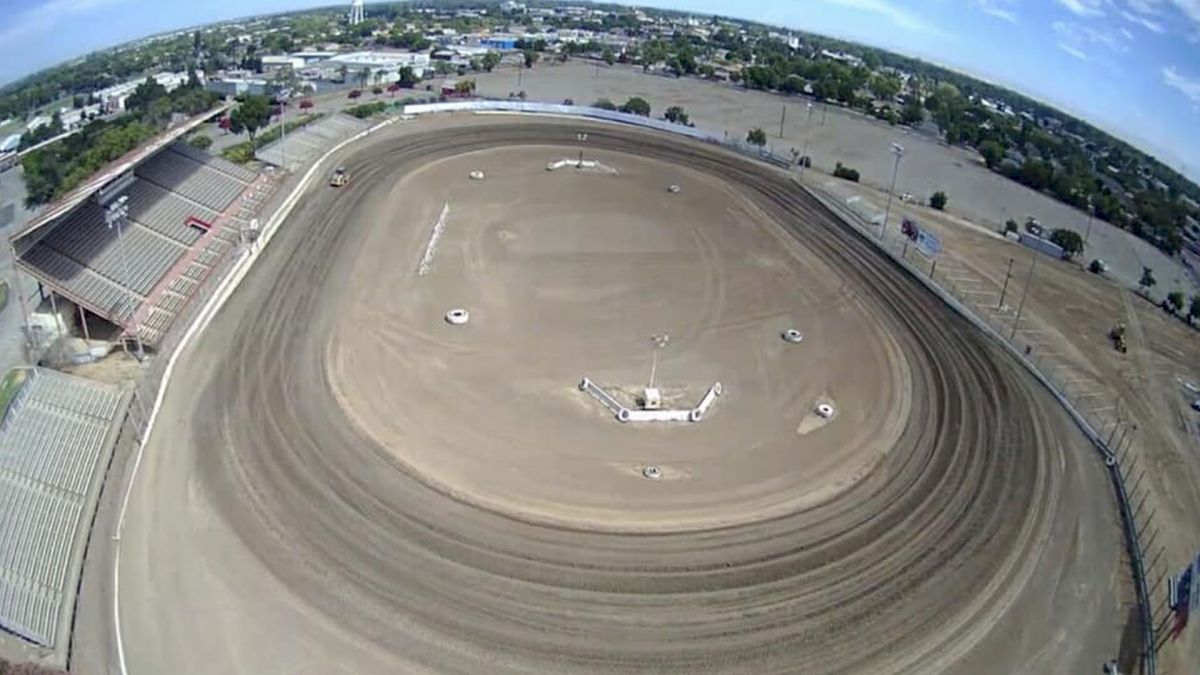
135, 148, 249, 212
124, 179, 211, 246
0, 368, 124, 647
168, 142, 257, 183
21, 246, 137, 322
36, 208, 186, 296
18, 142, 270, 344
256, 114, 370, 169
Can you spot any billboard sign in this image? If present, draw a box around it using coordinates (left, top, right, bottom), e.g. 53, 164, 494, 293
916, 230, 942, 258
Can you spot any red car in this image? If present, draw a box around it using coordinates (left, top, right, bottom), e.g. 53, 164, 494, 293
348, 89, 362, 99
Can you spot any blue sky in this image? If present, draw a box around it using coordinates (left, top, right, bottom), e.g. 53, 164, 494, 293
1, 0, 1198, 181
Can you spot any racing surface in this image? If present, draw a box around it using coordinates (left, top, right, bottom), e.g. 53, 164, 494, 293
115, 118, 1122, 675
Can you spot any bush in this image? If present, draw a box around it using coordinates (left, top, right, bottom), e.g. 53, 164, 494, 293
833, 162, 860, 182
186, 133, 212, 150
619, 96, 651, 116
746, 127, 767, 146
930, 190, 948, 210
592, 98, 617, 110
345, 101, 387, 119
663, 105, 689, 126
1167, 291, 1185, 314
1004, 219, 1019, 234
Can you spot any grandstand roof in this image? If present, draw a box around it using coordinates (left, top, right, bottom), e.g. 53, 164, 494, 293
9, 103, 230, 247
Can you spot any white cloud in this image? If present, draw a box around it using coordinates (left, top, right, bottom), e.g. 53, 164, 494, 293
0, 0, 128, 49
810, 0, 947, 35
1125, 0, 1164, 13
1162, 65, 1200, 105
974, 0, 1019, 22
1058, 42, 1091, 59
1055, 0, 1106, 17
1121, 9, 1168, 31
1053, 20, 1133, 52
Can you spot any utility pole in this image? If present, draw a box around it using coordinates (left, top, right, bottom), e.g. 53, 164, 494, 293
778, 104, 787, 139
881, 142, 905, 240
1010, 255, 1038, 341
997, 257, 1015, 310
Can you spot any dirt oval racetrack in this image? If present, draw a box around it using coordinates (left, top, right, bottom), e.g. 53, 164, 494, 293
114, 118, 1123, 675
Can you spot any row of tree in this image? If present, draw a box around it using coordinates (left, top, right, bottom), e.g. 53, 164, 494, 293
21, 74, 219, 207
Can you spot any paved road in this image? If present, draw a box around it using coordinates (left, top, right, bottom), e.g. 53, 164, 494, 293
111, 118, 1123, 675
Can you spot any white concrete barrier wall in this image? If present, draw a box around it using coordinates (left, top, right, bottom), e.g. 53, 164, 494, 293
690, 382, 723, 421
404, 101, 720, 142
625, 409, 693, 422
579, 377, 626, 417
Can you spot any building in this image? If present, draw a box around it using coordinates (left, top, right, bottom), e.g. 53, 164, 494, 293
481, 36, 518, 50
261, 55, 306, 71
323, 51, 433, 82
206, 77, 270, 98
94, 71, 195, 113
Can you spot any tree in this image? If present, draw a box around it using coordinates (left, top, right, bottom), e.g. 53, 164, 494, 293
979, 139, 1004, 169
229, 94, 271, 148
1166, 291, 1185, 315
126, 76, 168, 113
1049, 228, 1084, 259
663, 106, 689, 125
357, 67, 371, 88
592, 98, 617, 110
398, 66, 417, 88
1139, 266, 1157, 294
833, 162, 860, 182
454, 79, 476, 95
1004, 219, 1019, 234
620, 96, 651, 117
481, 51, 501, 73
603, 46, 615, 66
900, 97, 923, 126
930, 191, 948, 210
746, 127, 767, 147
523, 50, 539, 69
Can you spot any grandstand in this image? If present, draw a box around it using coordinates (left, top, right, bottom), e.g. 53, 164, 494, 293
12, 140, 275, 346
255, 114, 369, 170
0, 368, 128, 648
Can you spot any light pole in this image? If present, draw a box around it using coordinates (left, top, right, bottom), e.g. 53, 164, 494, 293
799, 102, 814, 179
576, 132, 588, 167
1083, 197, 1095, 249
105, 195, 144, 359
1010, 255, 1038, 341
881, 142, 905, 240
279, 96, 287, 171
648, 333, 669, 388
